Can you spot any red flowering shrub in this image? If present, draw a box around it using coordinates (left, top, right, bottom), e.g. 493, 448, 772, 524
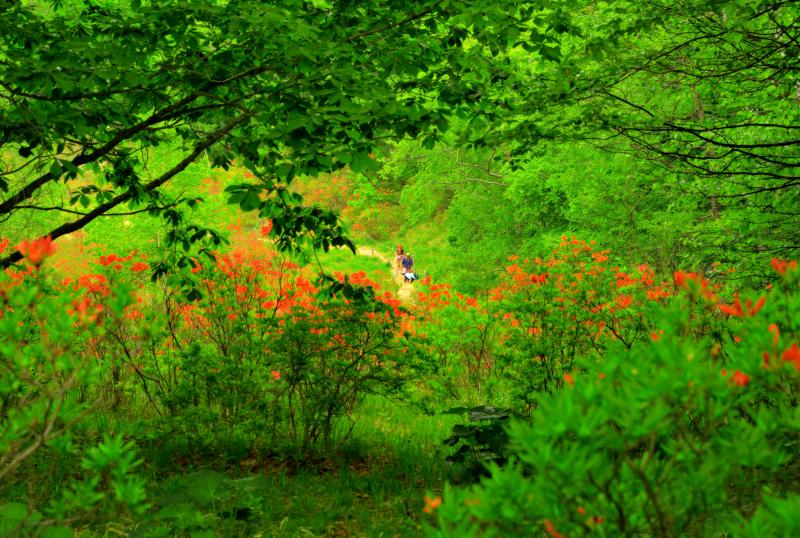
488, 239, 676, 409
76, 245, 429, 454
430, 259, 800, 537
413, 277, 500, 404
415, 238, 676, 411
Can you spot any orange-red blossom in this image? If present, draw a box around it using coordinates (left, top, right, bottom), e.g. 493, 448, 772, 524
16, 235, 56, 267
783, 343, 800, 371
772, 258, 798, 275
423, 495, 441, 513
674, 270, 717, 302
718, 295, 766, 317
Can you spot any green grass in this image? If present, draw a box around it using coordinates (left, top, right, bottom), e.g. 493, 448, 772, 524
105, 397, 460, 537
2, 393, 462, 537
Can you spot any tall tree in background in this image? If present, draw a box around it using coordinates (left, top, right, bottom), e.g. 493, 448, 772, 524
504, 0, 800, 271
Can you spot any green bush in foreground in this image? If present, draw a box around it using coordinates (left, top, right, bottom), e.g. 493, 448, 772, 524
0, 245, 147, 536
429, 262, 800, 537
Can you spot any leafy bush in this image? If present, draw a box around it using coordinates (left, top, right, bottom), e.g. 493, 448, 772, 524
81, 243, 428, 456
487, 238, 673, 410
415, 238, 677, 410
414, 278, 500, 404
428, 261, 800, 537
0, 240, 147, 534
441, 405, 520, 483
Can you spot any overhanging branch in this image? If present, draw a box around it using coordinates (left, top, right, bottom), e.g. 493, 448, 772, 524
0, 113, 252, 269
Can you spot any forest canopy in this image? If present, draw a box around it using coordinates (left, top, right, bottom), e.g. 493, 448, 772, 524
4, 0, 796, 276
360, 0, 800, 288
0, 0, 549, 267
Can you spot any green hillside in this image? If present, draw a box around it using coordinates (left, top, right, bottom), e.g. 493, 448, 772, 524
2, 1, 800, 537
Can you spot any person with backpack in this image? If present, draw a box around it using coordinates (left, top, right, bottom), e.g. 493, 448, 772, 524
402, 253, 416, 282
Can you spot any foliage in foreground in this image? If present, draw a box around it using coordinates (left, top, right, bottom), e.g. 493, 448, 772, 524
0, 242, 147, 535
429, 262, 800, 537
0, 233, 431, 535
2, 232, 800, 536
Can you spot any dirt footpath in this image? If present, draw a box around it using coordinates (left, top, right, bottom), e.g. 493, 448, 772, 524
356, 247, 416, 306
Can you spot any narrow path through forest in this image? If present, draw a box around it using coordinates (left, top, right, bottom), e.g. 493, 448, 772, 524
356, 247, 416, 305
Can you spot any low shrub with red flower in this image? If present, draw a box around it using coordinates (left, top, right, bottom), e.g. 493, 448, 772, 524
68, 242, 431, 453
432, 256, 800, 538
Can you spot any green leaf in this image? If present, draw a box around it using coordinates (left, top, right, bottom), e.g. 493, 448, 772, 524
49, 160, 63, 177
41, 526, 74, 538
0, 502, 40, 534
350, 151, 378, 173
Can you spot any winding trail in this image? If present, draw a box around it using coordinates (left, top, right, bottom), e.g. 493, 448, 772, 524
356, 247, 416, 305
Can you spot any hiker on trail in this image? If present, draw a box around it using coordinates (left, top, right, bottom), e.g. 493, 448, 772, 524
401, 253, 415, 282
402, 253, 413, 273
394, 244, 405, 273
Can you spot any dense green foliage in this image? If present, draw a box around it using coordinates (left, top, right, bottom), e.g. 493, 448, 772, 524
1, 0, 800, 536
431, 262, 800, 537
363, 0, 800, 291
0, 0, 548, 269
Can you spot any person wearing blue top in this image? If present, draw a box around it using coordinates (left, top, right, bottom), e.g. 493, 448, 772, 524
402, 254, 415, 282
402, 253, 413, 273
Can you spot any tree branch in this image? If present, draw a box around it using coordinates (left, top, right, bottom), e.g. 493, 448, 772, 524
11, 201, 182, 217
0, 113, 252, 268
346, 3, 441, 42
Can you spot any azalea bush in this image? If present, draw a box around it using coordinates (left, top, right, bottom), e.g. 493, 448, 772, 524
270, 277, 427, 450
414, 238, 680, 410
414, 238, 684, 476
74, 234, 429, 456
414, 278, 500, 404
428, 260, 800, 537
487, 238, 676, 410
